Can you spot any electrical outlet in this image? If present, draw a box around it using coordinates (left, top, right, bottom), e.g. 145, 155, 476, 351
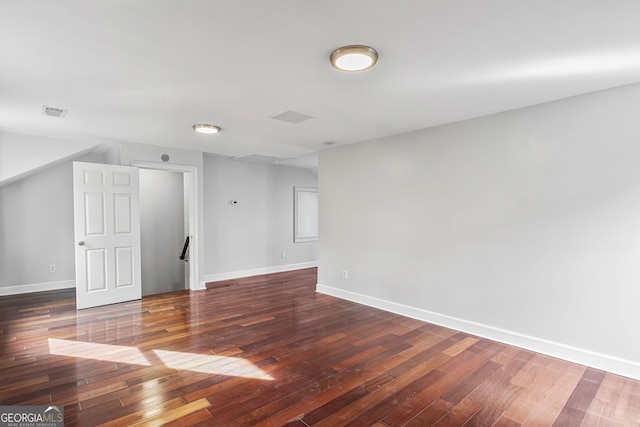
49, 264, 56, 273
342, 270, 348, 279
281, 251, 286, 259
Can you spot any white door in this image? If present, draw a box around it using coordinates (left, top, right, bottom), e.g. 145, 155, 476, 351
73, 162, 142, 309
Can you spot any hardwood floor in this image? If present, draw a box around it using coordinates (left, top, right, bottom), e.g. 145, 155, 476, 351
1, 267, 639, 426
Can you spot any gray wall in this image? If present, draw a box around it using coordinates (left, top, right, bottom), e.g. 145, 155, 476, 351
203, 156, 318, 278
318, 83, 640, 379
0, 153, 104, 290
140, 169, 185, 295
0, 149, 318, 291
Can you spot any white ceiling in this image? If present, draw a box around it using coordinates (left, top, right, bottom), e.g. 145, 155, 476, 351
2, 1, 640, 168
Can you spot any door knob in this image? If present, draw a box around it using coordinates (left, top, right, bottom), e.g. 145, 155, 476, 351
78, 241, 85, 246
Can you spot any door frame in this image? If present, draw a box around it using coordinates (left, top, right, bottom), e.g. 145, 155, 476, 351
131, 161, 200, 291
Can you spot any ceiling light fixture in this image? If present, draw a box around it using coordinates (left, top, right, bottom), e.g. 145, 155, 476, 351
192, 124, 221, 134
330, 45, 378, 71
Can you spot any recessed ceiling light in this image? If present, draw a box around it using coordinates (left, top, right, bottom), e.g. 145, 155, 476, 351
193, 124, 221, 134
330, 45, 378, 71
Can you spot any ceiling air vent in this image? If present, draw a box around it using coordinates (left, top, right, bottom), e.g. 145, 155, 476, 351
232, 154, 293, 164
41, 105, 68, 118
270, 110, 315, 124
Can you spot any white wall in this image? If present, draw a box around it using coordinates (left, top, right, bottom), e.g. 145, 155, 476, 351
0, 131, 99, 185
318, 83, 640, 380
139, 169, 185, 295
203, 156, 318, 281
0, 138, 318, 293
0, 152, 104, 293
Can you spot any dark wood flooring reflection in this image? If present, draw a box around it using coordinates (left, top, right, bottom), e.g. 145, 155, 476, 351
1, 268, 639, 426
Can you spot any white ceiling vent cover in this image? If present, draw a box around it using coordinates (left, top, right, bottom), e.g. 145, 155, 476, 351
232, 154, 293, 164
42, 105, 68, 118
270, 110, 315, 124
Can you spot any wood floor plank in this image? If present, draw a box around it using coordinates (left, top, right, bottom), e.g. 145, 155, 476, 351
493, 415, 523, 427
440, 360, 502, 405
253, 364, 398, 425
441, 336, 479, 357
581, 399, 628, 427
0, 375, 49, 393
311, 354, 451, 426
552, 368, 605, 426
100, 398, 211, 427
95, 396, 186, 427
501, 355, 566, 424
161, 409, 214, 427
454, 349, 532, 426
433, 397, 482, 426
610, 375, 640, 424
1, 267, 639, 426
381, 343, 505, 425
521, 363, 586, 427
404, 399, 454, 427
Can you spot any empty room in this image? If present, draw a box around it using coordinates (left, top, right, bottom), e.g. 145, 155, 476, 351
1, 1, 640, 426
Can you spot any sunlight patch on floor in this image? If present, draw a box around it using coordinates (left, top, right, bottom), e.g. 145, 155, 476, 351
47, 338, 273, 380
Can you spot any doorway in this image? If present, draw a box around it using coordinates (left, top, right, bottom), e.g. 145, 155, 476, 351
132, 161, 199, 293
139, 169, 186, 295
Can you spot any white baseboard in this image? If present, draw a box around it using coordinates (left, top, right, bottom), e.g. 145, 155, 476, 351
192, 276, 207, 291
203, 262, 318, 285
317, 283, 640, 381
0, 280, 76, 296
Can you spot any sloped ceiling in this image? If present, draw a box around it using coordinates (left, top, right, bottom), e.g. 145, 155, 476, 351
1, 1, 640, 169
0, 132, 103, 186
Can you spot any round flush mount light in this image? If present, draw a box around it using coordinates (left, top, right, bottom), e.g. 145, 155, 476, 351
192, 124, 221, 134
330, 45, 378, 71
